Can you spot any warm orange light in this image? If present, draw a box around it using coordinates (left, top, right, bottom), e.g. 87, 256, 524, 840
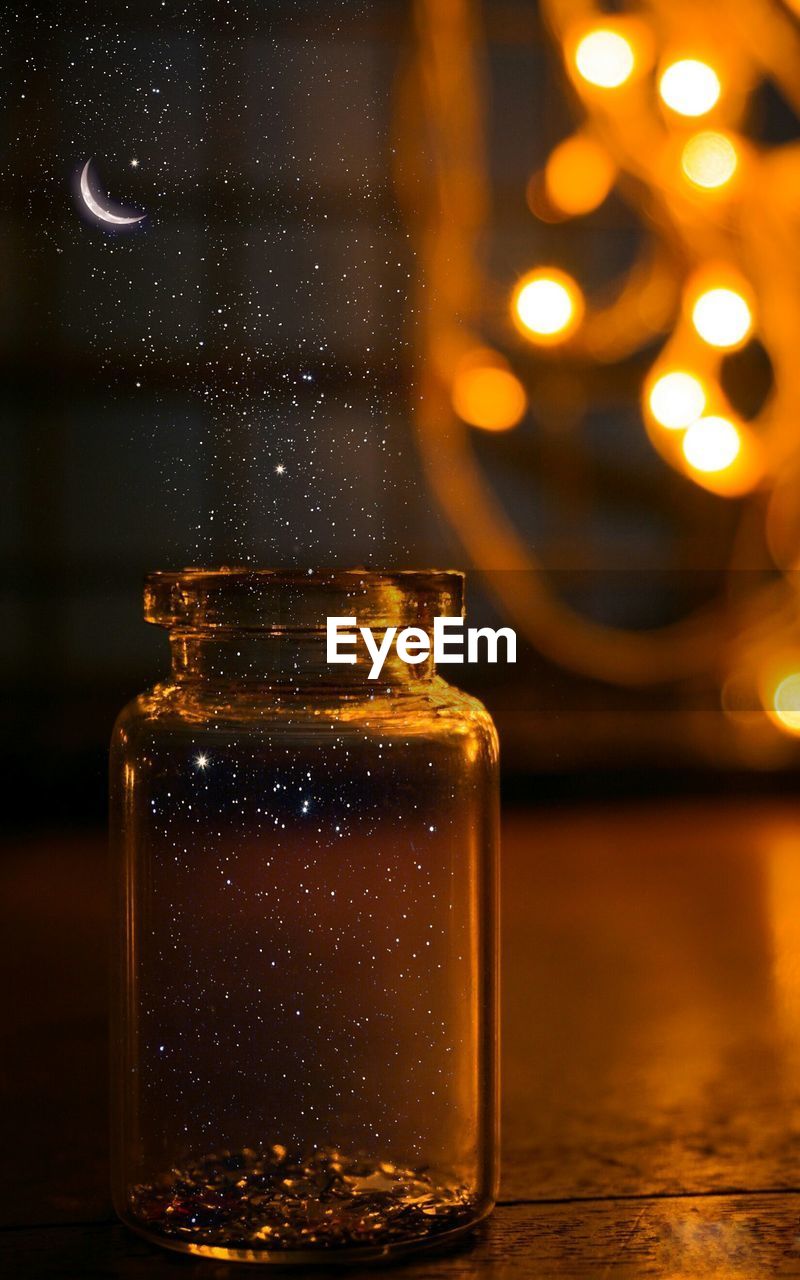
772, 673, 800, 734
760, 657, 800, 736
692, 287, 753, 349
451, 355, 527, 432
682, 415, 741, 473
545, 134, 616, 216
648, 371, 706, 429
681, 131, 738, 189
659, 59, 721, 117
721, 670, 763, 730
574, 29, 635, 88
512, 268, 584, 345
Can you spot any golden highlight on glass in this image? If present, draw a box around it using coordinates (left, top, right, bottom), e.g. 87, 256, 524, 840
110, 569, 499, 1264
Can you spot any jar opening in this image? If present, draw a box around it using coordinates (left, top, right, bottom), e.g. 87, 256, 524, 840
144, 568, 464, 632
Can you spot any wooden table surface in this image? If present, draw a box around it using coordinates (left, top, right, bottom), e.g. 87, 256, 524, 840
5, 799, 800, 1276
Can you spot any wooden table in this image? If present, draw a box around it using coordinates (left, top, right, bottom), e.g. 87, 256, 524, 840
4, 800, 800, 1276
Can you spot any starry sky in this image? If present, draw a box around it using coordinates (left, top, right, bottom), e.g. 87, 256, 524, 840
3, 0, 430, 568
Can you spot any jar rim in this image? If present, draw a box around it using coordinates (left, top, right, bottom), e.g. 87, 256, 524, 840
144, 567, 464, 631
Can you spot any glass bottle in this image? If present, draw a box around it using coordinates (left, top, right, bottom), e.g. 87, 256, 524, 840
110, 568, 499, 1264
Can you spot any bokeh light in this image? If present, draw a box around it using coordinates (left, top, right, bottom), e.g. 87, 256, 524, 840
545, 134, 616, 216
681, 130, 738, 189
659, 59, 721, 117
451, 356, 528, 432
648, 371, 706, 429
682, 415, 741, 473
512, 269, 584, 344
772, 673, 800, 734
692, 287, 753, 349
574, 30, 635, 89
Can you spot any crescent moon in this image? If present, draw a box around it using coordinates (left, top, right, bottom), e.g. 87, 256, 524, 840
79, 159, 145, 226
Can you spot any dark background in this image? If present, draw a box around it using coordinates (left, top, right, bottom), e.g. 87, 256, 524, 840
3, 0, 799, 832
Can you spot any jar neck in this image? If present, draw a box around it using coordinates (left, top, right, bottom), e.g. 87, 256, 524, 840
169, 630, 436, 687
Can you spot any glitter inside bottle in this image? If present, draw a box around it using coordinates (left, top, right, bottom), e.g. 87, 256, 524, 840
110, 569, 499, 1264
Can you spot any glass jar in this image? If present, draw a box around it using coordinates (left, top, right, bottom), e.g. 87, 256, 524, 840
110, 568, 499, 1264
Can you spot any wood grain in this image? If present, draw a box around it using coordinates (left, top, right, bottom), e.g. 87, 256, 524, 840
5, 1195, 800, 1278
4, 800, 800, 1273
501, 804, 800, 1202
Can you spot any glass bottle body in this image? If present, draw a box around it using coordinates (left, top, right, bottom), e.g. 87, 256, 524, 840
110, 571, 499, 1264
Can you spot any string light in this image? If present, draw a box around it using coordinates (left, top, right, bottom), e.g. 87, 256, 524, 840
771, 673, 800, 734
648, 371, 706, 429
682, 415, 741, 473
681, 130, 738, 189
574, 30, 635, 89
451, 353, 527, 431
512, 268, 584, 344
545, 133, 616, 216
692, 286, 753, 349
412, 0, 799, 715
659, 59, 721, 117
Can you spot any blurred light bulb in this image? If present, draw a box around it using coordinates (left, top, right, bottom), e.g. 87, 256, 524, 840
681, 131, 738, 189
659, 60, 721, 116
512, 269, 584, 344
692, 287, 752, 349
519, 280, 572, 334
772, 673, 800, 734
682, 415, 741, 473
574, 30, 635, 88
545, 134, 616, 216
648, 371, 706, 429
451, 360, 527, 432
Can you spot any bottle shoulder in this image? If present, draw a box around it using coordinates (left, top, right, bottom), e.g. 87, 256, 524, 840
111, 677, 497, 748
